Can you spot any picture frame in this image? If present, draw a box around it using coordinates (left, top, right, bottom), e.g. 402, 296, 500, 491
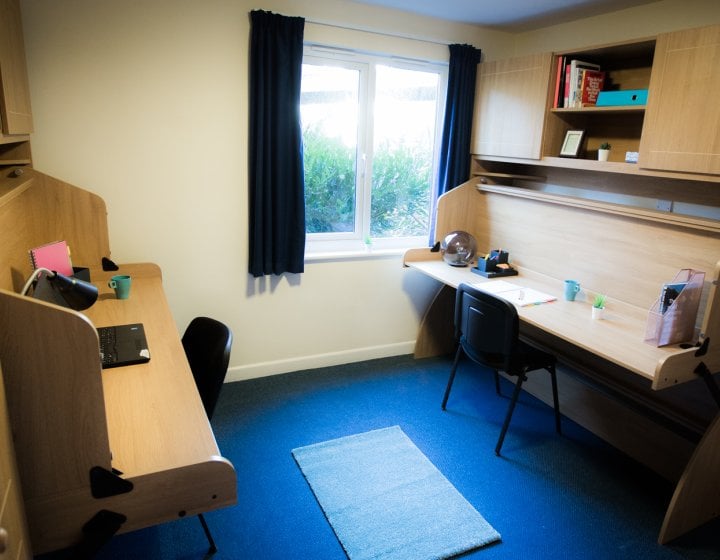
559, 130, 585, 157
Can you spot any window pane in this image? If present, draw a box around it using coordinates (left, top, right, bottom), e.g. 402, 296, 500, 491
371, 65, 439, 238
301, 64, 359, 234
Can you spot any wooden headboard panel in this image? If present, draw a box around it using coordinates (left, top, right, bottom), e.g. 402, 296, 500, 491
0, 167, 110, 292
435, 181, 720, 310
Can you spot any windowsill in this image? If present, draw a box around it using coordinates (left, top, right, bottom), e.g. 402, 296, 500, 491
304, 247, 411, 263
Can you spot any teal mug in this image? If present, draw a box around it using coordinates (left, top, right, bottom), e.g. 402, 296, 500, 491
108, 275, 132, 299
564, 279, 580, 301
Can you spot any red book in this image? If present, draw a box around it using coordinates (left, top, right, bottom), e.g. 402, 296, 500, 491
579, 69, 606, 106
552, 56, 565, 108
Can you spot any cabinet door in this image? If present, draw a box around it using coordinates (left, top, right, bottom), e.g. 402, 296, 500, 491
0, 0, 33, 136
639, 24, 720, 175
470, 53, 553, 159
0, 366, 32, 560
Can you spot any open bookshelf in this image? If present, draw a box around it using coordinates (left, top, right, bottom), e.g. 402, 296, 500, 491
543, 38, 656, 163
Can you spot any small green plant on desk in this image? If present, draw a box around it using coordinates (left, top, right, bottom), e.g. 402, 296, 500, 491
592, 293, 607, 320
599, 142, 611, 150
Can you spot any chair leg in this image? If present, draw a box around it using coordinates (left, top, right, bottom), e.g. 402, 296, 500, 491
441, 345, 463, 410
548, 365, 562, 435
495, 373, 526, 456
198, 513, 218, 555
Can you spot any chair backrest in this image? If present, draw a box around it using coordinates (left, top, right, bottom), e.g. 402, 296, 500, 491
181, 316, 233, 420
454, 283, 519, 373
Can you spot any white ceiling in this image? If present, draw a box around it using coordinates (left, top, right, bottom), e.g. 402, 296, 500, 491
349, 0, 658, 31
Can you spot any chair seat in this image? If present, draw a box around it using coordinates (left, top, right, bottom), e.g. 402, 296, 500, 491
460, 336, 555, 376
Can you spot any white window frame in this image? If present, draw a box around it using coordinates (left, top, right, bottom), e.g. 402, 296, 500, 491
302, 44, 448, 256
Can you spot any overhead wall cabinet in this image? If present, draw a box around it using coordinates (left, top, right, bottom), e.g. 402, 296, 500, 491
0, 0, 33, 167
470, 53, 553, 160
639, 25, 720, 175
471, 23, 720, 185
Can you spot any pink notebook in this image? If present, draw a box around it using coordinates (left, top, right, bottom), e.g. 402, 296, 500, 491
29, 240, 73, 275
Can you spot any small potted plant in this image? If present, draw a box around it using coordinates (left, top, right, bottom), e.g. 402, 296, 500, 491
598, 142, 611, 162
592, 293, 607, 320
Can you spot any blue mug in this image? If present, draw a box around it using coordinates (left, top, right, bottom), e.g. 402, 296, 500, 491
108, 275, 132, 299
564, 280, 580, 301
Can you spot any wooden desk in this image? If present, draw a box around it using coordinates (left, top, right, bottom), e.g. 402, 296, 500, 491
0, 169, 236, 554
405, 257, 719, 389
407, 180, 720, 544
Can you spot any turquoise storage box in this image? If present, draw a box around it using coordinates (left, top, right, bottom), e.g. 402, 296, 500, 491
596, 89, 648, 106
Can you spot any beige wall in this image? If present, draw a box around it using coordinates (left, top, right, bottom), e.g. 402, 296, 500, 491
19, 0, 720, 381
19, 0, 510, 381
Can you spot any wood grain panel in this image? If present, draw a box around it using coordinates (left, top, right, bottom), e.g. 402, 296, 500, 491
438, 181, 719, 311
471, 53, 554, 159
640, 24, 720, 175
0, 168, 110, 292
0, 290, 112, 499
0, 0, 33, 135
0, 365, 32, 560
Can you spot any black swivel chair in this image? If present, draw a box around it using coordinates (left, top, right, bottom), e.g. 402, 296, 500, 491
441, 283, 561, 455
181, 316, 233, 555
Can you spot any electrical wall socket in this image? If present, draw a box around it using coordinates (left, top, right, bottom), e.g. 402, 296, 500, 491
656, 199, 673, 212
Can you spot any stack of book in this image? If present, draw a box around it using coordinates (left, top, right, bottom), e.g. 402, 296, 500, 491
552, 57, 606, 108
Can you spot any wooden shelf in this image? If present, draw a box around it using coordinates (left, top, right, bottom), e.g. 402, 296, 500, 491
476, 183, 720, 233
0, 135, 30, 145
476, 171, 545, 184
551, 105, 645, 114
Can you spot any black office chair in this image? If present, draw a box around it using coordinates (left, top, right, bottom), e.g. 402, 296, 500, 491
441, 283, 561, 455
181, 316, 233, 555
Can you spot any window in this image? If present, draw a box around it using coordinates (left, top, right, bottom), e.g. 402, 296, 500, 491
301, 47, 447, 253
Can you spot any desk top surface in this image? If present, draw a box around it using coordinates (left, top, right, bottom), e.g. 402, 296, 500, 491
406, 258, 695, 388
83, 263, 221, 477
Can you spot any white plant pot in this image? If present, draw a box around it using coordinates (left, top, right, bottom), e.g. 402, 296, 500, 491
598, 149, 610, 162
592, 306, 605, 320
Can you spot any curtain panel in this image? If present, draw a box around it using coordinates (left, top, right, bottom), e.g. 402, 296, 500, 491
430, 44, 482, 243
248, 10, 306, 277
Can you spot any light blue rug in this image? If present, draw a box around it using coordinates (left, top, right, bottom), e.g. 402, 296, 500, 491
292, 426, 501, 560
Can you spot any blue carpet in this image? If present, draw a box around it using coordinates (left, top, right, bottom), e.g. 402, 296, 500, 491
35, 355, 720, 559
292, 425, 501, 560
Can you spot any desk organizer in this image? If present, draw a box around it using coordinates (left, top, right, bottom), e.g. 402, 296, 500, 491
472, 249, 519, 278
645, 269, 705, 347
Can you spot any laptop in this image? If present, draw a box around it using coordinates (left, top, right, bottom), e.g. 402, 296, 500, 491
98, 323, 151, 368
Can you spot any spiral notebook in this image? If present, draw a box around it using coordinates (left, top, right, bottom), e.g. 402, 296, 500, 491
29, 240, 73, 276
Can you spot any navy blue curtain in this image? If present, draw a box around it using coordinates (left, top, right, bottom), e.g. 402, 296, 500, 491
430, 44, 482, 243
248, 10, 306, 277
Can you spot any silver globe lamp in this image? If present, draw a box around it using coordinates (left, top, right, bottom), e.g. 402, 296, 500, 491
440, 231, 477, 267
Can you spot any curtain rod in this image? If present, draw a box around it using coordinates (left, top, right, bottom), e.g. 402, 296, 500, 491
304, 17, 452, 47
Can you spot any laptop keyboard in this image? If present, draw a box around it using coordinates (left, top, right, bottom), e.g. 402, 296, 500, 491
98, 326, 118, 366
97, 324, 150, 368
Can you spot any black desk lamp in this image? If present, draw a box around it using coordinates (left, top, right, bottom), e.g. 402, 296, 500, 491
21, 267, 98, 311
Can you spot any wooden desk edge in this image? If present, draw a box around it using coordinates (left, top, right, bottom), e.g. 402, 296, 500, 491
28, 456, 237, 554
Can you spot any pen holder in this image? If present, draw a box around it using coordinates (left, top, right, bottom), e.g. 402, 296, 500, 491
490, 249, 509, 265
472, 250, 518, 278
475, 250, 509, 273
474, 258, 497, 273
